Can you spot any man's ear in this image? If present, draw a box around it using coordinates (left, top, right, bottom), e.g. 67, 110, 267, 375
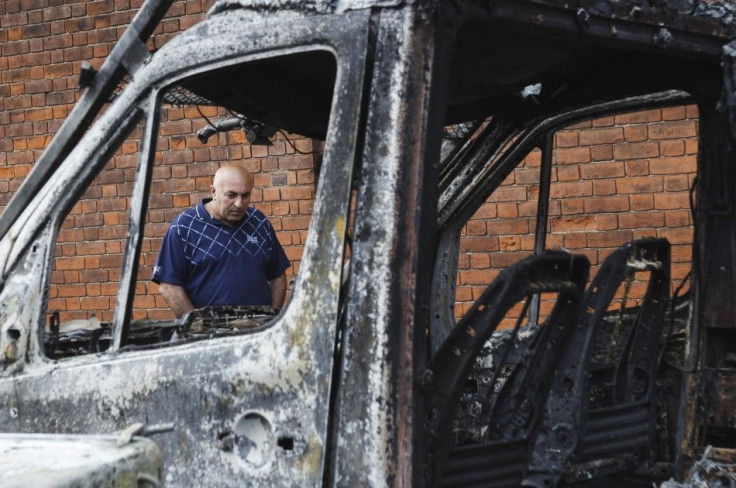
210, 185, 216, 199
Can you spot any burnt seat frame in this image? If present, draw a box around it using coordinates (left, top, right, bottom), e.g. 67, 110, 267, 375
424, 251, 590, 487
525, 238, 671, 487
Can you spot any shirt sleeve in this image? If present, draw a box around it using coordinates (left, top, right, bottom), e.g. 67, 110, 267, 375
265, 221, 291, 281
151, 221, 188, 286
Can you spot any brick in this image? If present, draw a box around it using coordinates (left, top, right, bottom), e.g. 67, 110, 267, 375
550, 216, 594, 233
619, 212, 664, 229
560, 198, 584, 215
590, 145, 613, 161
80, 296, 111, 311
614, 109, 661, 124
460, 237, 499, 253
554, 131, 578, 148
564, 232, 587, 249
21, 23, 50, 38
654, 192, 690, 210
593, 180, 616, 196
520, 235, 536, 251
46, 5, 72, 21
466, 220, 486, 236
623, 125, 648, 142
650, 156, 696, 175
660, 140, 685, 157
25, 106, 52, 121
616, 176, 663, 194
518, 201, 537, 217
592, 116, 614, 127
630, 194, 654, 211
56, 256, 85, 270
468, 253, 491, 268
496, 203, 518, 218
594, 214, 619, 230
499, 236, 521, 252
65, 17, 95, 32
580, 161, 625, 180
87, 0, 114, 15
671, 244, 693, 263
657, 227, 694, 245
487, 219, 530, 235
514, 168, 540, 184
665, 210, 691, 227
664, 175, 690, 192
4, 40, 30, 56
550, 181, 593, 199
578, 127, 623, 146
281, 216, 311, 231
587, 230, 633, 248
488, 186, 528, 203
661, 106, 686, 121
556, 165, 580, 181
625, 159, 649, 176
7, 26, 22, 41
583, 196, 629, 213
685, 139, 698, 155
631, 229, 658, 240
648, 120, 697, 140
554, 147, 590, 164
613, 142, 659, 160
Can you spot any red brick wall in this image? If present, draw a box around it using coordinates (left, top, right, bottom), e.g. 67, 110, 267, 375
1, 2, 696, 326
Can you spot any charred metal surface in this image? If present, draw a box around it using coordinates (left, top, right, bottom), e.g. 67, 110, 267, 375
330, 4, 441, 485
44, 306, 277, 359
210, 0, 404, 15
685, 64, 736, 478
701, 368, 736, 446
661, 446, 736, 487
723, 41, 736, 144
0, 433, 162, 488
425, 252, 589, 487
0, 7, 370, 487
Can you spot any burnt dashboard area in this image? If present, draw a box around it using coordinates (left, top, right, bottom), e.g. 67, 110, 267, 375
44, 306, 276, 359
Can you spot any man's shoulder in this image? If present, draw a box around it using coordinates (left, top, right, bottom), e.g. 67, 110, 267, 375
172, 205, 206, 228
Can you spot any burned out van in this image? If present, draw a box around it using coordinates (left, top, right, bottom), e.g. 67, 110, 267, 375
0, 0, 735, 486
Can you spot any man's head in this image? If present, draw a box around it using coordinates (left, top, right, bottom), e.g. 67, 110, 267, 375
209, 164, 254, 226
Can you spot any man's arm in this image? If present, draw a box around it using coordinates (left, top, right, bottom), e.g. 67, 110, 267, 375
158, 282, 195, 318
269, 273, 287, 309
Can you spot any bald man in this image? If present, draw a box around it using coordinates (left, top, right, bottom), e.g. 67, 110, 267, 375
152, 165, 290, 317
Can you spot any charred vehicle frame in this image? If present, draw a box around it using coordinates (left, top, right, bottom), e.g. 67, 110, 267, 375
0, 0, 735, 486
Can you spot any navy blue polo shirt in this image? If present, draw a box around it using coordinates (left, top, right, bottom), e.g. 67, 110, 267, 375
152, 199, 291, 308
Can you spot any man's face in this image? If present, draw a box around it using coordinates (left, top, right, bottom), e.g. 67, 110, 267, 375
211, 170, 253, 226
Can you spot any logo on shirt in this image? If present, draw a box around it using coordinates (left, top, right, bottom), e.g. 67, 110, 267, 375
247, 235, 259, 245
153, 265, 162, 276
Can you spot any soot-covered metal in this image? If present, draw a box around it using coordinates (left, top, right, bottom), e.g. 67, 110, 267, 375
1, 0, 736, 486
